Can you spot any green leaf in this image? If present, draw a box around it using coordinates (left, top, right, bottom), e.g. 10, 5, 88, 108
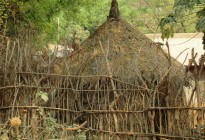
159, 14, 176, 40
41, 93, 49, 102
196, 17, 205, 32
39, 107, 44, 116
197, 8, 205, 18
36, 90, 49, 102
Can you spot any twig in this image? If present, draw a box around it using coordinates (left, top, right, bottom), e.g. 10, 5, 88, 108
86, 128, 204, 139
99, 40, 120, 140
2, 106, 205, 112
64, 121, 87, 131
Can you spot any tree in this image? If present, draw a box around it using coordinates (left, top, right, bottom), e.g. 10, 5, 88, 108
0, 0, 21, 37
125, 0, 174, 33
0, 0, 175, 47
0, 0, 110, 46
159, 0, 205, 49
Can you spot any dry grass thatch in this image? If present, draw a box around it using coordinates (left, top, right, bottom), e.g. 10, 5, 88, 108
71, 19, 185, 80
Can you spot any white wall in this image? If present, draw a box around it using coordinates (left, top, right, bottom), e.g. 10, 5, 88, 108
146, 33, 205, 65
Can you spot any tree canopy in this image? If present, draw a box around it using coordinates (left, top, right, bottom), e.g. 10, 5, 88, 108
160, 0, 205, 48
1, 0, 177, 47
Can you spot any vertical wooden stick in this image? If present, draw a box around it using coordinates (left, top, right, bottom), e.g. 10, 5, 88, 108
99, 41, 120, 140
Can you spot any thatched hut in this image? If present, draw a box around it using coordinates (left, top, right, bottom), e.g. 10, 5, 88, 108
69, 15, 186, 103
64, 3, 191, 139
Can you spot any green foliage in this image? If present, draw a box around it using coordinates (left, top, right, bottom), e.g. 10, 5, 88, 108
18, 0, 65, 46
196, 7, 205, 32
1, 0, 175, 46
0, 1, 7, 27
160, 14, 176, 40
0, 0, 21, 36
160, 0, 205, 49
160, 0, 205, 39
1, 0, 109, 46
126, 0, 175, 33
196, 17, 205, 32
36, 90, 48, 102
43, 115, 59, 132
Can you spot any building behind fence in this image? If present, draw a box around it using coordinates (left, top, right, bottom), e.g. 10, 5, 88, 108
0, 22, 205, 140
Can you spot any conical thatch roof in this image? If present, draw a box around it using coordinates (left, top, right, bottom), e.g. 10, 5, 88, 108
70, 19, 185, 86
